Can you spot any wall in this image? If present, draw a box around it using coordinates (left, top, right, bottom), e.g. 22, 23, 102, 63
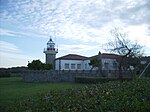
21, 70, 133, 83
102, 58, 117, 70
55, 60, 84, 70
22, 70, 113, 83
83, 60, 92, 70
55, 59, 99, 71
55, 58, 118, 71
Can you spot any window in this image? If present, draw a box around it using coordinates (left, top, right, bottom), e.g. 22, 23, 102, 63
113, 62, 117, 69
77, 64, 81, 69
65, 63, 69, 69
104, 62, 109, 69
85, 64, 87, 69
71, 64, 76, 69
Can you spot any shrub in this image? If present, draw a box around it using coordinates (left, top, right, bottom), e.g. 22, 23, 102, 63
6, 79, 150, 112
0, 73, 10, 78
0, 68, 11, 78
75, 77, 132, 84
27, 59, 53, 70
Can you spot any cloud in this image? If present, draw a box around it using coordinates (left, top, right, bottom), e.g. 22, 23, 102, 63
0, 28, 17, 37
0, 28, 48, 38
0, 41, 34, 68
0, 0, 150, 46
0, 51, 33, 68
59, 44, 99, 52
0, 41, 22, 53
1, 1, 149, 30
124, 25, 150, 47
0, 0, 150, 68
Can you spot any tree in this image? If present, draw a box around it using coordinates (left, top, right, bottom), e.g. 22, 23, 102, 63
27, 59, 53, 70
41, 63, 53, 70
89, 57, 103, 76
106, 28, 143, 80
89, 58, 100, 69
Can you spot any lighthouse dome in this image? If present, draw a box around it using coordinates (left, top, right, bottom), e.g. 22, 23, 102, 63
47, 38, 55, 45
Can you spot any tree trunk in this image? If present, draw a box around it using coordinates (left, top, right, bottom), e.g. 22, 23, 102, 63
118, 63, 123, 80
118, 57, 123, 81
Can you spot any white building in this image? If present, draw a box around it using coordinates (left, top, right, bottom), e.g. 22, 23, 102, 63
55, 53, 119, 71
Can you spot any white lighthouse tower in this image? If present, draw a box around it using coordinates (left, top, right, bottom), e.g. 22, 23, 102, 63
43, 37, 58, 68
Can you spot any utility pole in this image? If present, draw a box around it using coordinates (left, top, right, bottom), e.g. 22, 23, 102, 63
139, 62, 150, 78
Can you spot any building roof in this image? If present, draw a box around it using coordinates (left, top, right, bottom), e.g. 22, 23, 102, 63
56, 53, 120, 60
56, 54, 88, 60
88, 53, 120, 59
140, 56, 150, 61
47, 38, 55, 45
102, 53, 120, 59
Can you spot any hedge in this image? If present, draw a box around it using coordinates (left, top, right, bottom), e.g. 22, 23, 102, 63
75, 77, 132, 84
0, 73, 11, 78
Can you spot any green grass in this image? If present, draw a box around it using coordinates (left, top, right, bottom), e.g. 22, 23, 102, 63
0, 77, 86, 107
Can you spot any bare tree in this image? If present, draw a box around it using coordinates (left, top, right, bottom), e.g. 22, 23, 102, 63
106, 28, 143, 80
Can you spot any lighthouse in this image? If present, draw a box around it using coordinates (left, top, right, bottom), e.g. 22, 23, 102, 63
43, 37, 58, 68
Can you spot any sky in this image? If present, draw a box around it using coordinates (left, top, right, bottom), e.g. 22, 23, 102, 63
0, 0, 150, 68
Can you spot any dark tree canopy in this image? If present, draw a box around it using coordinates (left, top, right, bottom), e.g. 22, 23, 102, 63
27, 59, 53, 70
89, 58, 101, 69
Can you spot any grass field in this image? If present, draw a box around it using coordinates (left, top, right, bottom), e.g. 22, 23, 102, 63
0, 77, 86, 107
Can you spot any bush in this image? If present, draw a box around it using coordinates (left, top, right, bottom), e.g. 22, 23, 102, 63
0, 68, 11, 78
75, 77, 132, 84
0, 73, 10, 78
6, 79, 150, 112
28, 60, 53, 70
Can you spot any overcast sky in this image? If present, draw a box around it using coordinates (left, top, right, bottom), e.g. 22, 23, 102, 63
0, 0, 150, 68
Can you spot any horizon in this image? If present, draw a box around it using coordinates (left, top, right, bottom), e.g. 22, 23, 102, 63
1, 52, 150, 69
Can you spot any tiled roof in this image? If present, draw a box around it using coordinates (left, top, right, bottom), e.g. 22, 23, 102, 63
56, 53, 120, 60
56, 53, 150, 61
88, 53, 120, 59
140, 56, 150, 61
56, 54, 88, 60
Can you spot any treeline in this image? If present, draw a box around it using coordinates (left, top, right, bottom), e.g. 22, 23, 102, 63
0, 67, 27, 78
0, 60, 53, 78
27, 60, 53, 70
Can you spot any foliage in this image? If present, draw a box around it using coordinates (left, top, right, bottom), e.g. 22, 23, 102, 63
75, 77, 132, 84
89, 58, 101, 69
27, 59, 53, 70
106, 28, 143, 79
145, 65, 150, 77
0, 73, 10, 78
89, 58, 103, 75
0, 68, 11, 78
7, 79, 150, 112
